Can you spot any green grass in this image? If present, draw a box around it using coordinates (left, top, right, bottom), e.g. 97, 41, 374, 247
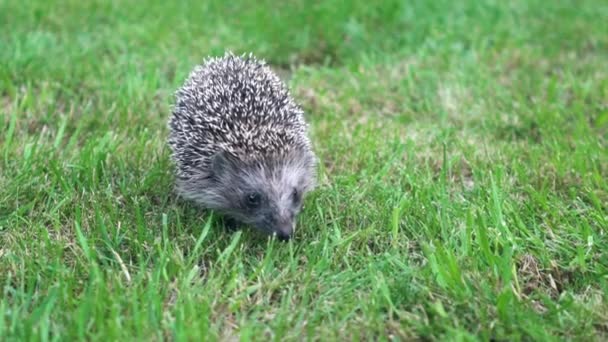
1, 0, 607, 340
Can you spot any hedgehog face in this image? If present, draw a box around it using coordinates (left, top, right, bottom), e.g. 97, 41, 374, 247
202, 149, 315, 240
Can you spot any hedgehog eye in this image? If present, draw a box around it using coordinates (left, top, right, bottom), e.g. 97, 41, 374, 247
246, 192, 261, 208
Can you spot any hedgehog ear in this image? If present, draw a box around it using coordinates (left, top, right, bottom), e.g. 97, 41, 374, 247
210, 150, 241, 178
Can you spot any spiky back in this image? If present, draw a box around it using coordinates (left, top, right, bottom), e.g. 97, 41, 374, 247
168, 53, 312, 179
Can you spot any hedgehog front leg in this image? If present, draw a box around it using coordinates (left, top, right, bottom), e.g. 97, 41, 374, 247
221, 216, 242, 233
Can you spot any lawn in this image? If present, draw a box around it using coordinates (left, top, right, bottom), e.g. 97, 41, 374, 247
1, 0, 607, 340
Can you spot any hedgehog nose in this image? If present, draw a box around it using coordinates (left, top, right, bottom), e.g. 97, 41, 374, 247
275, 221, 295, 241
276, 231, 291, 241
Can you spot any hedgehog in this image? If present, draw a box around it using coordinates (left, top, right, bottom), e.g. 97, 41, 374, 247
167, 52, 317, 240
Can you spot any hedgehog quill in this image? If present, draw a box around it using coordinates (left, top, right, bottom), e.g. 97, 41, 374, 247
168, 53, 317, 240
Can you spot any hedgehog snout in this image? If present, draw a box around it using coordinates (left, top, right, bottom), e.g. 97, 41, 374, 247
274, 219, 295, 241
262, 212, 295, 241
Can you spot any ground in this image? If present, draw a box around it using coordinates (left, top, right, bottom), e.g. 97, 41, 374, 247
1, 0, 607, 340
